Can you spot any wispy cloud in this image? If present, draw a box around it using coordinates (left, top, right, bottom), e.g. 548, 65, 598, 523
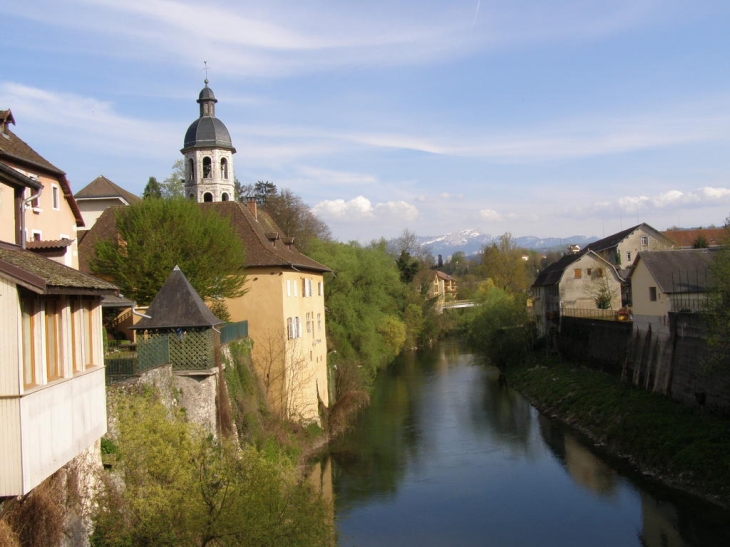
1, 0, 662, 78
0, 82, 178, 158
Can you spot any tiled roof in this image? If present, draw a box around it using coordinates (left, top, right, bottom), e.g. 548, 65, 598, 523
662, 228, 728, 248
532, 253, 581, 287
634, 249, 717, 294
0, 159, 43, 190
131, 266, 223, 330
25, 239, 75, 250
0, 126, 84, 227
0, 126, 64, 175
78, 202, 331, 274
75, 175, 141, 204
202, 202, 331, 272
584, 224, 642, 254
435, 270, 455, 281
0, 241, 118, 295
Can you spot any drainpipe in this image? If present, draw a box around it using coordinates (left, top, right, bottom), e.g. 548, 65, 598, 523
132, 306, 152, 319
20, 187, 42, 249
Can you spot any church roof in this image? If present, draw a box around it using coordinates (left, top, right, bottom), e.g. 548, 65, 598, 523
75, 175, 141, 204
182, 83, 235, 152
131, 266, 223, 330
183, 116, 235, 150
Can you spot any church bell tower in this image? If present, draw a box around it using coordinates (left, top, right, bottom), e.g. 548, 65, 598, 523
181, 79, 236, 202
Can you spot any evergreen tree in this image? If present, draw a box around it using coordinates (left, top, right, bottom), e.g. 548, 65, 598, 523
142, 176, 162, 199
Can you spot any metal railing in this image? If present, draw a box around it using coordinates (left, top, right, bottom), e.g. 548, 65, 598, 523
220, 320, 249, 344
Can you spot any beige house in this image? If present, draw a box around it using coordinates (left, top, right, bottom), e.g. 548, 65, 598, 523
428, 270, 457, 302
629, 249, 716, 337
532, 250, 622, 336
0, 109, 85, 269
75, 174, 141, 231
582, 223, 674, 271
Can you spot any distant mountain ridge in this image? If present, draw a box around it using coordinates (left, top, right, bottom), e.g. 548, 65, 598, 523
417, 229, 598, 258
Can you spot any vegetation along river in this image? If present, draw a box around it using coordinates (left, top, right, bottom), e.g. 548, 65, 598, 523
328, 338, 730, 547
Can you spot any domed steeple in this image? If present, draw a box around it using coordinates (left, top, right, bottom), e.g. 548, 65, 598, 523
181, 80, 236, 203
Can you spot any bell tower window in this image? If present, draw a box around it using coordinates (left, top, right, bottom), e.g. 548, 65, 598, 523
187, 159, 195, 182
203, 192, 213, 202
222, 192, 230, 201
203, 157, 212, 179
221, 158, 228, 179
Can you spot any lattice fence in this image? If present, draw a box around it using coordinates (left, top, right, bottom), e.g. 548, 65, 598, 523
168, 329, 217, 370
138, 335, 171, 371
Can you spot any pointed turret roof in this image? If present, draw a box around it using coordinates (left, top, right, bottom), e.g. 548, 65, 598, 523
131, 265, 223, 330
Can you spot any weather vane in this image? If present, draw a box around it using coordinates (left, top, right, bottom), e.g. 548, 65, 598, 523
203, 60, 209, 84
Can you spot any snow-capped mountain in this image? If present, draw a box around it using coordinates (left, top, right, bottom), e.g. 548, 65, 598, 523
416, 229, 598, 259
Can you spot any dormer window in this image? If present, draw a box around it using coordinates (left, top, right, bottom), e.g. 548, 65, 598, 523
203, 157, 212, 179
221, 158, 228, 179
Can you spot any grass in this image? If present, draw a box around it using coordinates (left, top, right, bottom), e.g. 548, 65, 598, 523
507, 358, 730, 506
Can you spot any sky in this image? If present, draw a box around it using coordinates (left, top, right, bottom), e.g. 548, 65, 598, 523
2, 1, 730, 243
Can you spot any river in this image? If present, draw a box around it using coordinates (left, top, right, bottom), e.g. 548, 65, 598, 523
329, 338, 730, 547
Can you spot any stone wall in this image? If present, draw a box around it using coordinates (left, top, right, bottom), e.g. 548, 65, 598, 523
558, 314, 730, 414
558, 317, 632, 376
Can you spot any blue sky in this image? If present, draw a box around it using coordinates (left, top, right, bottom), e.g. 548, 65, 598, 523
2, 1, 730, 242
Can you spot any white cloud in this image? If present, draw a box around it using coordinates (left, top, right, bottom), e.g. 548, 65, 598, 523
479, 209, 504, 221
312, 196, 418, 222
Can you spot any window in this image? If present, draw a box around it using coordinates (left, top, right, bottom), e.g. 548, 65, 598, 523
70, 297, 82, 373
302, 278, 312, 297
81, 298, 96, 367
318, 281, 323, 296
45, 299, 62, 380
641, 236, 648, 246
21, 296, 38, 388
187, 159, 195, 182
302, 278, 307, 297
574, 269, 582, 279
203, 157, 212, 178
597, 268, 604, 278
287, 317, 302, 339
203, 192, 213, 202
649, 287, 657, 302
286, 279, 291, 297
221, 192, 230, 202
52, 185, 60, 210
306, 312, 312, 333
293, 281, 298, 297
317, 312, 322, 331
220, 158, 228, 179
587, 268, 592, 276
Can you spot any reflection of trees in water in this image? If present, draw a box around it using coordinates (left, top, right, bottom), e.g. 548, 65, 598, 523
331, 349, 431, 507
467, 362, 534, 454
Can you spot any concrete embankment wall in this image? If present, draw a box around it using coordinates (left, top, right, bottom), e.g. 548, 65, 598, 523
557, 314, 730, 413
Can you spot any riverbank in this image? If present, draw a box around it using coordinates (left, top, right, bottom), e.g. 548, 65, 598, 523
506, 358, 730, 508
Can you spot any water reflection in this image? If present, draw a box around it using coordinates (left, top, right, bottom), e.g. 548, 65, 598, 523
332, 339, 730, 547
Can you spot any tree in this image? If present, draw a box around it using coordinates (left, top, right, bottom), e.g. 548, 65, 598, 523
161, 159, 186, 199
693, 234, 709, 249
262, 188, 331, 253
142, 176, 162, 199
90, 199, 247, 307
92, 389, 333, 547
480, 233, 530, 293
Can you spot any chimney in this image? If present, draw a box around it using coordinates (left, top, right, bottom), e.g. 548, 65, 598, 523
0, 109, 15, 136
245, 198, 258, 220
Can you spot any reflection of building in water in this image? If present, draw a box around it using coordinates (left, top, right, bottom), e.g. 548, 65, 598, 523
563, 436, 617, 496
308, 456, 334, 512
639, 494, 684, 547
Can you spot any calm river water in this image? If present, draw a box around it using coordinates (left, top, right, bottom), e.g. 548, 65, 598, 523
330, 339, 730, 547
